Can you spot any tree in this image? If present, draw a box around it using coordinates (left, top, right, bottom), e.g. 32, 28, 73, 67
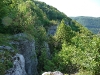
72, 35, 100, 74
55, 20, 74, 43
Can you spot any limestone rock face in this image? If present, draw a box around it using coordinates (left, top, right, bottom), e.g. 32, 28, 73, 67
10, 33, 38, 75
0, 45, 14, 52
42, 71, 63, 75
48, 26, 57, 35
42, 72, 51, 75
5, 53, 27, 75
51, 71, 63, 75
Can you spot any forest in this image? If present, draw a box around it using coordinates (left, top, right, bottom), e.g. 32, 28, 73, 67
71, 16, 100, 34
0, 0, 100, 75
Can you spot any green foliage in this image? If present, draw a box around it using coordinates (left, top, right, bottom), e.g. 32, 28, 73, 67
0, 0, 100, 75
71, 16, 100, 34
37, 48, 47, 72
35, 1, 68, 21
44, 35, 100, 75
53, 43, 79, 74
34, 26, 48, 43
0, 34, 9, 45
37, 42, 50, 74
0, 34, 17, 75
75, 70, 93, 75
44, 59, 56, 71
55, 20, 75, 43
71, 35, 100, 74
0, 0, 49, 34
0, 50, 14, 75
71, 20, 92, 36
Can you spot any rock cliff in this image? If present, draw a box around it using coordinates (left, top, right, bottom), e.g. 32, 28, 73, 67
3, 33, 51, 75
10, 33, 38, 75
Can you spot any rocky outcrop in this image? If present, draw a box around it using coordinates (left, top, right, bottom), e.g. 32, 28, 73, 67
3, 33, 51, 75
42, 72, 51, 75
0, 45, 14, 52
51, 71, 63, 75
48, 26, 57, 35
5, 53, 27, 75
42, 71, 63, 75
10, 33, 38, 75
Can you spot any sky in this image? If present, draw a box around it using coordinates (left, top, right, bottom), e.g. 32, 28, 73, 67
38, 0, 100, 17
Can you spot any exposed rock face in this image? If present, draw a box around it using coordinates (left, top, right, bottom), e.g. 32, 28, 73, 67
48, 26, 57, 35
4, 33, 51, 75
42, 72, 51, 75
10, 33, 38, 75
5, 53, 27, 75
42, 71, 63, 75
0, 45, 14, 52
51, 71, 63, 75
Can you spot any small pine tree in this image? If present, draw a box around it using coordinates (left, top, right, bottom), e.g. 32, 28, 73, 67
55, 19, 74, 43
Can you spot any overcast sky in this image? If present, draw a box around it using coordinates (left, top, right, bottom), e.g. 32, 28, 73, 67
38, 0, 100, 17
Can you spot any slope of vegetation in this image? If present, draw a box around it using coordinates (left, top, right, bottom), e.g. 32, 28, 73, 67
71, 16, 100, 34
0, 0, 100, 75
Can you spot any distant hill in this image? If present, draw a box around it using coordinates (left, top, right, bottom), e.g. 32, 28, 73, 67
71, 16, 100, 34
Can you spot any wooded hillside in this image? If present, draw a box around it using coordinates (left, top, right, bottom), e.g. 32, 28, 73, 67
0, 0, 100, 75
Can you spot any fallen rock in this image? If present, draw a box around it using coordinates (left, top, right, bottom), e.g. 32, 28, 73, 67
42, 71, 63, 75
